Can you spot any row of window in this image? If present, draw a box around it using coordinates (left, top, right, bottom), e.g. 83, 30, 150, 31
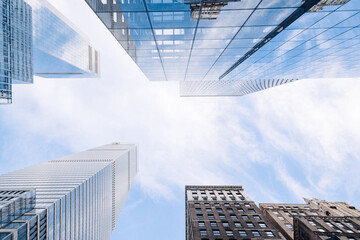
195, 207, 257, 214
198, 221, 269, 228
194, 202, 253, 208
199, 229, 275, 237
272, 210, 317, 216
196, 213, 262, 221
308, 220, 360, 232
266, 205, 311, 210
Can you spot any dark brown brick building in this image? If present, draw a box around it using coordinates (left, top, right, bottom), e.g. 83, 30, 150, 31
186, 186, 283, 240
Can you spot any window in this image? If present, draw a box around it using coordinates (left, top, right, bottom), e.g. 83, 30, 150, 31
312, 212, 318, 216
278, 216, 284, 221
234, 222, 242, 227
214, 203, 220, 207
335, 222, 344, 228
246, 222, 254, 227
349, 206, 356, 209
226, 230, 233, 236
216, 208, 223, 212
200, 230, 207, 236
204, 203, 210, 207
304, 207, 310, 210
273, 211, 279, 215
197, 214, 204, 219
206, 208, 212, 212
208, 214, 214, 219
284, 211, 290, 216
242, 215, 249, 220
237, 208, 244, 213
346, 222, 354, 228
286, 224, 292, 229
230, 215, 237, 219
330, 206, 337, 209
248, 209, 256, 213
245, 204, 251, 207
222, 222, 229, 227
265, 231, 274, 237
199, 221, 205, 227
347, 230, 354, 233
227, 208, 234, 213
268, 206, 274, 209
196, 208, 202, 212
194, 203, 200, 207
238, 230, 247, 236
252, 231, 260, 237
317, 228, 325, 232
210, 222, 217, 227
294, 206, 299, 210
259, 223, 267, 228
213, 230, 220, 236
325, 222, 333, 227
292, 212, 298, 215
300, 211, 306, 216
309, 221, 316, 226
219, 214, 226, 219
253, 215, 261, 220
224, 203, 230, 207
234, 203, 240, 207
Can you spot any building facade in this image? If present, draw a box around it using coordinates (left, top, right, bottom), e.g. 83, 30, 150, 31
85, 0, 358, 97
0, 143, 138, 240
1, 0, 100, 105
186, 186, 283, 240
260, 203, 326, 240
304, 198, 360, 217
294, 215, 360, 240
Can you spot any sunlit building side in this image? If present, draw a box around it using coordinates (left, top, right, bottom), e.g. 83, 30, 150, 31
0, 143, 138, 240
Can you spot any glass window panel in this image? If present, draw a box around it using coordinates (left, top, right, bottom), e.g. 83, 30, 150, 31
199, 10, 253, 28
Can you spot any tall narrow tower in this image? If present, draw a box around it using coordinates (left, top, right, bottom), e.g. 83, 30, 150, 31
0, 143, 138, 240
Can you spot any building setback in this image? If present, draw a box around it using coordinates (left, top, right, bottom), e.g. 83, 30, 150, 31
186, 186, 283, 240
294, 215, 360, 240
0, 143, 137, 240
304, 198, 360, 217
260, 203, 326, 240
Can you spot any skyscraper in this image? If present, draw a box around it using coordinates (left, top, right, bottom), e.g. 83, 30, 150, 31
85, 0, 359, 97
185, 185, 283, 240
0, 143, 138, 240
0, 0, 100, 104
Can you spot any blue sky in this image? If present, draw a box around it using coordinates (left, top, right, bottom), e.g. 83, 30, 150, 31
1, 0, 360, 239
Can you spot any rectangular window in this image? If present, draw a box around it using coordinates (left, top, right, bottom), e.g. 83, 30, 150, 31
210, 222, 217, 227
237, 208, 244, 213
196, 208, 202, 212
219, 214, 226, 219
213, 230, 220, 236
199, 221, 205, 227
242, 215, 249, 220
248, 209, 256, 213
197, 214, 203, 219
208, 214, 214, 219
252, 230, 260, 237
200, 230, 207, 235
247, 222, 254, 227
234, 222, 242, 227
216, 208, 223, 212
206, 208, 212, 212
194, 203, 200, 207
253, 215, 261, 220
278, 216, 284, 220
286, 224, 292, 229
265, 231, 274, 237
259, 223, 267, 228
230, 215, 237, 219
239, 230, 247, 236
226, 230, 233, 236
222, 222, 229, 227
227, 208, 234, 213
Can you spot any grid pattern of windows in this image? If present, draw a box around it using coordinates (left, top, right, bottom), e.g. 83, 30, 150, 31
0, 144, 137, 240
186, 186, 282, 240
86, 0, 358, 97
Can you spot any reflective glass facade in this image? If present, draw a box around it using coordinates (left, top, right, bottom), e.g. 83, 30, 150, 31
0, 0, 33, 104
0, 143, 138, 240
85, 0, 359, 96
26, 0, 100, 78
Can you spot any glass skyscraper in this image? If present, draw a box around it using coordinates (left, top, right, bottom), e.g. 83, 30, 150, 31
0, 0, 100, 104
0, 143, 138, 240
85, 0, 359, 96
